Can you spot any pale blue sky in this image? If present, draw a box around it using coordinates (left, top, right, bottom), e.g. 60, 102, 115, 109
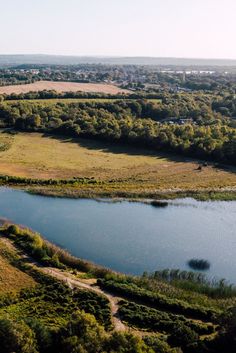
1, 0, 235, 58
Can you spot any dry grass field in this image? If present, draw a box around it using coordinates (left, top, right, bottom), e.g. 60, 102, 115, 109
0, 132, 235, 195
0, 81, 131, 95
0, 237, 36, 294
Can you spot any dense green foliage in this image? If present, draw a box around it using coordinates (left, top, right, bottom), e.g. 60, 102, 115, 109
0, 69, 38, 86
0, 278, 112, 330
0, 267, 174, 353
98, 277, 219, 321
0, 317, 38, 353
118, 300, 214, 336
0, 283, 164, 353
0, 94, 236, 164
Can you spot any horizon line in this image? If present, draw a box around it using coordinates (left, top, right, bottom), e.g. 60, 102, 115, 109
0, 53, 236, 61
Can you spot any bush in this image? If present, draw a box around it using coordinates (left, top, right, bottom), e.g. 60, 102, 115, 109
98, 277, 217, 321
0, 317, 38, 353
7, 224, 20, 235
168, 324, 199, 349
118, 300, 213, 337
144, 336, 174, 353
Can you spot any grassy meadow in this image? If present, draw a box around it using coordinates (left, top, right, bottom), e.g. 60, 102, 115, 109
0, 131, 235, 199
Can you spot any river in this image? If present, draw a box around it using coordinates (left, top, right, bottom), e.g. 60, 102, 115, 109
0, 187, 235, 282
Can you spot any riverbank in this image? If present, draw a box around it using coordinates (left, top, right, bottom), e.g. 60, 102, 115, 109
27, 185, 236, 201
1, 174, 236, 201
0, 226, 225, 352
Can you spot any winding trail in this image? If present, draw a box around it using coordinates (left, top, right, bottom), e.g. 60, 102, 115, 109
0, 236, 126, 331
0, 236, 212, 338
41, 267, 126, 331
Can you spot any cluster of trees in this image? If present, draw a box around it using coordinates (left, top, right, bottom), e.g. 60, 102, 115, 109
1, 89, 235, 122
1, 307, 235, 353
0, 69, 38, 86
0, 98, 235, 164
1, 90, 130, 101
160, 72, 236, 92
0, 311, 179, 353
0, 277, 169, 353
212, 93, 236, 117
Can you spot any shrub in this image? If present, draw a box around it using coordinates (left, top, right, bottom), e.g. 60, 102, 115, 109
168, 323, 199, 349
98, 277, 217, 321
0, 317, 38, 353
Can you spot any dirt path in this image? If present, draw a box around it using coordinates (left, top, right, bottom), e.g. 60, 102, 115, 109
41, 267, 126, 331
0, 236, 125, 331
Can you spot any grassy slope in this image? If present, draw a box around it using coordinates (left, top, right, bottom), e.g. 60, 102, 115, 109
0, 132, 235, 199
0, 237, 36, 294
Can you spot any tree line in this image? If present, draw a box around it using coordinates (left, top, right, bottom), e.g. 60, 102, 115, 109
0, 99, 235, 164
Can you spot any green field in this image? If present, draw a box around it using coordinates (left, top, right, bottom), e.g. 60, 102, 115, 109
0, 131, 235, 199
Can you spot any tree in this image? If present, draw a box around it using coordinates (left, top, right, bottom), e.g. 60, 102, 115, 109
106, 331, 155, 353
0, 318, 38, 353
60, 310, 106, 353
212, 307, 236, 353
168, 323, 199, 349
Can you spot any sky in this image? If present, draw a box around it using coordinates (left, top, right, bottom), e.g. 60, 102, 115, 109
0, 0, 235, 59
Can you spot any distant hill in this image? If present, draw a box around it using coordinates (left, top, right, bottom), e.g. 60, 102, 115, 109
0, 54, 236, 67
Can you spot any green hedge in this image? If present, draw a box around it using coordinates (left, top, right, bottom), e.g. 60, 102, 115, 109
98, 278, 219, 322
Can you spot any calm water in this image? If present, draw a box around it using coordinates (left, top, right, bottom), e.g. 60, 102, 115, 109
0, 187, 236, 282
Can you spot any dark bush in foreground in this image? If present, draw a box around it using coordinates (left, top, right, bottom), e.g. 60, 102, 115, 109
0, 318, 38, 353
